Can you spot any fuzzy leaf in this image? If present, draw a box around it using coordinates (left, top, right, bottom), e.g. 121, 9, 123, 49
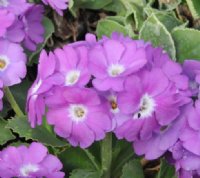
69, 169, 101, 178
121, 160, 144, 178
96, 19, 135, 39
73, 0, 112, 9
157, 159, 177, 178
139, 14, 176, 60
0, 119, 15, 145
59, 147, 100, 173
172, 28, 200, 62
186, 0, 200, 19
6, 116, 67, 147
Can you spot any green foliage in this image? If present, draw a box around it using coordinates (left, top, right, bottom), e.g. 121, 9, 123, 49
186, 0, 200, 19
157, 159, 177, 178
139, 14, 176, 60
6, 116, 67, 147
121, 160, 144, 178
172, 28, 200, 62
96, 19, 135, 39
69, 169, 101, 178
0, 119, 15, 145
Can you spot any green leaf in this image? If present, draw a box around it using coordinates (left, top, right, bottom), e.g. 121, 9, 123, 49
186, 0, 200, 19
59, 147, 100, 173
121, 160, 144, 178
139, 14, 176, 60
157, 159, 177, 178
172, 28, 200, 62
0, 119, 15, 145
144, 7, 182, 32
69, 169, 101, 178
73, 0, 112, 9
96, 19, 135, 39
10, 79, 31, 112
6, 116, 67, 147
28, 17, 55, 65
159, 0, 181, 11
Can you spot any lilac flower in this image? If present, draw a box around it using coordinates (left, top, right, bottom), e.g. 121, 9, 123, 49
0, 142, 65, 178
5, 19, 25, 43
133, 107, 186, 160
54, 45, 91, 87
0, 39, 26, 86
41, 0, 68, 16
100, 91, 130, 130
0, 79, 3, 110
22, 5, 45, 51
0, 0, 29, 15
170, 141, 200, 178
182, 60, 200, 97
27, 50, 63, 127
0, 9, 14, 37
46, 87, 111, 148
89, 39, 147, 91
179, 101, 200, 156
115, 68, 184, 142
145, 44, 189, 92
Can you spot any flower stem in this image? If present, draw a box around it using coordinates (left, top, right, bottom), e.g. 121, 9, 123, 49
4, 87, 24, 117
101, 133, 112, 178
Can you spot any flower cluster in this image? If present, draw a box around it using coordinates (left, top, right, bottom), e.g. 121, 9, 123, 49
26, 32, 199, 178
0, 0, 46, 110
0, 142, 65, 177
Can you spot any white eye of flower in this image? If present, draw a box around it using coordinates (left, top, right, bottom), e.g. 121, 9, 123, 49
20, 164, 39, 177
108, 64, 125, 77
133, 94, 156, 119
65, 70, 80, 86
68, 104, 88, 123
0, 55, 9, 71
0, 0, 9, 7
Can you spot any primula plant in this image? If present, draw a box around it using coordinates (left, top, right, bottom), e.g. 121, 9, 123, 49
1, 0, 200, 177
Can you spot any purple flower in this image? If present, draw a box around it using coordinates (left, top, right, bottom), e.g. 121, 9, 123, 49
179, 101, 200, 156
0, 9, 14, 37
0, 0, 29, 15
170, 141, 200, 178
27, 50, 63, 127
46, 87, 111, 148
145, 44, 189, 92
42, 0, 68, 16
0, 39, 26, 86
182, 60, 200, 97
0, 142, 65, 178
22, 5, 45, 51
100, 91, 130, 131
89, 39, 147, 91
115, 68, 184, 142
5, 18, 25, 43
54, 45, 91, 87
0, 79, 3, 110
133, 107, 186, 160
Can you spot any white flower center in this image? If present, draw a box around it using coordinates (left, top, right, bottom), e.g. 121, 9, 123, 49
108, 95, 119, 114
20, 164, 39, 177
0, 0, 9, 7
108, 64, 125, 77
133, 94, 156, 119
0, 55, 9, 71
65, 70, 80, 86
68, 104, 88, 123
